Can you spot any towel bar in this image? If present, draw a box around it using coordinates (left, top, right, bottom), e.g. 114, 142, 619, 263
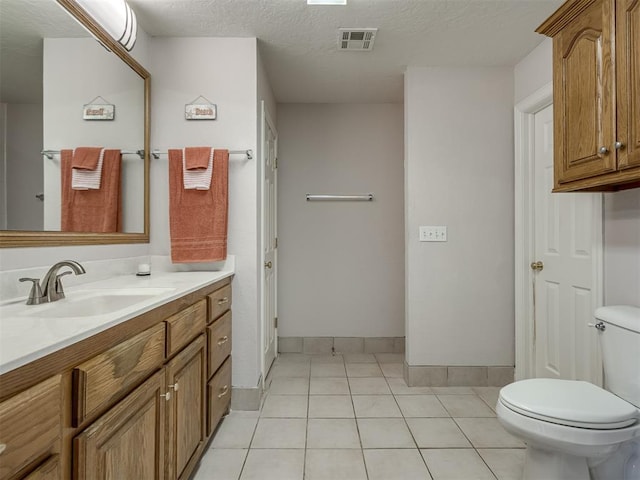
42, 149, 144, 159
306, 194, 374, 201
151, 149, 253, 160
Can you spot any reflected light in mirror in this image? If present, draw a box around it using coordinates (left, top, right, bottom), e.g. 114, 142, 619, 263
74, 0, 138, 51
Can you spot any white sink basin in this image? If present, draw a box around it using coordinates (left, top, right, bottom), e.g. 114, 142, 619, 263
19, 288, 175, 318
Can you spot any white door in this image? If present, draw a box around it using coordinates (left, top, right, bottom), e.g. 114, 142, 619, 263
532, 104, 602, 382
261, 103, 278, 381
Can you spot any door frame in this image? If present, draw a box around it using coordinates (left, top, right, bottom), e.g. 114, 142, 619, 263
259, 100, 278, 387
514, 82, 604, 381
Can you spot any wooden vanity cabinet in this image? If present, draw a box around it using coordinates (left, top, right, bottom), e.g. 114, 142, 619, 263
537, 0, 640, 191
0, 375, 62, 480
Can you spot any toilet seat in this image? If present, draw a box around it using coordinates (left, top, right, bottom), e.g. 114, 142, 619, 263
499, 379, 639, 430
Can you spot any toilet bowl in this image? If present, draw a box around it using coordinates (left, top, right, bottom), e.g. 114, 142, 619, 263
497, 305, 640, 480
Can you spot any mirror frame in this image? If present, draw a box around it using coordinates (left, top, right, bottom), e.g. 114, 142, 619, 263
0, 0, 150, 248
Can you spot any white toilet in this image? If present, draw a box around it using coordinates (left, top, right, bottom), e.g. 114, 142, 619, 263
496, 305, 640, 480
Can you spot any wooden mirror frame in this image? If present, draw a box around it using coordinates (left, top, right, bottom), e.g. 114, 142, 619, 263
0, 0, 150, 248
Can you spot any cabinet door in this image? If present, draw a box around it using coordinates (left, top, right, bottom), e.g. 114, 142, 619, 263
616, 0, 640, 170
73, 371, 166, 480
22, 456, 60, 480
553, 0, 617, 185
165, 336, 205, 480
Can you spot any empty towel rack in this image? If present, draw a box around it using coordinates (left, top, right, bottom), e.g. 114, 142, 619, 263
306, 193, 374, 201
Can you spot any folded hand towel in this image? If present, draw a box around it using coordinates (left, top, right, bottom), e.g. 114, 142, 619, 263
184, 147, 211, 169
71, 146, 103, 170
183, 147, 213, 190
62, 149, 122, 233
72, 148, 105, 190
169, 148, 228, 263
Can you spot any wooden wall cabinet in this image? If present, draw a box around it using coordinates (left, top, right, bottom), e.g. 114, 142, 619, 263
0, 276, 232, 480
537, 0, 640, 191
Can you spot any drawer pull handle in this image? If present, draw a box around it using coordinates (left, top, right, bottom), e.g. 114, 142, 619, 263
0, 444, 6, 455
217, 297, 229, 305
161, 392, 171, 401
218, 385, 229, 398
169, 382, 179, 391
217, 336, 229, 346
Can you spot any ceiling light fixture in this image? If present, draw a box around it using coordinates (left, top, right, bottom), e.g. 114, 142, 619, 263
75, 0, 138, 51
307, 0, 347, 5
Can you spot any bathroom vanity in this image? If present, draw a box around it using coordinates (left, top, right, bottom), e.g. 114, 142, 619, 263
0, 271, 233, 480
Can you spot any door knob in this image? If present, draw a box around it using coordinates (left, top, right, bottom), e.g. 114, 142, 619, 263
264, 261, 272, 269
530, 261, 544, 271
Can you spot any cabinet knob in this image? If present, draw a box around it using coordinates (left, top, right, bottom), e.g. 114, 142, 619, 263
0, 443, 6, 455
217, 297, 229, 305
217, 335, 229, 346
615, 141, 625, 150
599, 146, 609, 155
161, 392, 171, 401
217, 385, 230, 398
169, 383, 179, 391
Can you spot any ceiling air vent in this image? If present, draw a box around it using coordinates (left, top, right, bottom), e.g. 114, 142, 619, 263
338, 28, 377, 51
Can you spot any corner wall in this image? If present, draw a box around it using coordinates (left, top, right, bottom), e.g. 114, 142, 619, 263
404, 67, 515, 368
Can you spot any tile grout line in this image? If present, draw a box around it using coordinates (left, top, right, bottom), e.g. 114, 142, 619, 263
345, 356, 371, 480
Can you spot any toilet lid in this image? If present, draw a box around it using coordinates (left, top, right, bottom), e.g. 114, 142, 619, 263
500, 379, 639, 429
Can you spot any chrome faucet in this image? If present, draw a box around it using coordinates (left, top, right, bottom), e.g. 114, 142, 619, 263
19, 260, 86, 305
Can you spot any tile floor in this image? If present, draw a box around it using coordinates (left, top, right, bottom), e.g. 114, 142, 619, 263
193, 353, 525, 480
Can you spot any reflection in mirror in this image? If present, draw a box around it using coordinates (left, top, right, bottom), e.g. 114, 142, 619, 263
0, 0, 149, 245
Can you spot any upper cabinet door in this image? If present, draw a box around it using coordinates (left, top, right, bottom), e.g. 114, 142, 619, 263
553, 0, 617, 185
616, 0, 640, 170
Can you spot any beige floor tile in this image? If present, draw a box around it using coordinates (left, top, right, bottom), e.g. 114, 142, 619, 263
343, 353, 377, 363
309, 377, 350, 395
308, 395, 355, 418
395, 395, 449, 418
310, 354, 344, 364
251, 418, 307, 448
357, 418, 415, 448
364, 449, 432, 480
430, 386, 476, 394
346, 363, 384, 377
454, 418, 525, 448
211, 416, 258, 449
421, 449, 495, 480
478, 449, 526, 480
240, 449, 304, 480
270, 363, 311, 378
437, 394, 496, 417
310, 363, 347, 377
305, 449, 367, 480
348, 377, 392, 395
307, 418, 361, 448
267, 377, 310, 395
473, 386, 501, 411
352, 395, 402, 417
387, 377, 434, 395
260, 395, 308, 418
375, 353, 404, 363
405, 418, 472, 448
194, 449, 247, 480
380, 363, 404, 378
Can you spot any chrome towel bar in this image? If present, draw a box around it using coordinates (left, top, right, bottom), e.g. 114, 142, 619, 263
306, 194, 374, 201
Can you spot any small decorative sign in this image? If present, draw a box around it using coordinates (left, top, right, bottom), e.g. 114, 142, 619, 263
82, 96, 115, 121
185, 95, 217, 120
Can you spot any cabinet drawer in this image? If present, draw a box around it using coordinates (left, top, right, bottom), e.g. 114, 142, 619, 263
0, 375, 61, 480
166, 300, 207, 358
207, 357, 231, 437
22, 455, 60, 480
207, 285, 231, 323
73, 323, 165, 426
207, 311, 231, 378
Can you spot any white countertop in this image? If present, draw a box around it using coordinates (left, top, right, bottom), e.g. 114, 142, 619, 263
0, 270, 233, 375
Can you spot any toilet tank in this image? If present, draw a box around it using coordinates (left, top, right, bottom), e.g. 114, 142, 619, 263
594, 306, 640, 408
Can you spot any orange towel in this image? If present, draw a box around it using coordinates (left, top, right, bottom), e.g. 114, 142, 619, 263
71, 147, 103, 170
184, 147, 211, 170
169, 149, 228, 263
61, 149, 122, 233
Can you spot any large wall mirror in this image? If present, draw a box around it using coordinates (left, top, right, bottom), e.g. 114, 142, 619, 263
0, 0, 150, 247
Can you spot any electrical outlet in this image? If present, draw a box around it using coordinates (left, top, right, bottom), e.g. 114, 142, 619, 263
419, 226, 447, 242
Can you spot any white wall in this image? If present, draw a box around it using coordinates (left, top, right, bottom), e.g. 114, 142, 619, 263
43, 38, 145, 233
277, 104, 405, 338
0, 104, 7, 229
148, 37, 261, 388
405, 67, 515, 366
515, 39, 640, 307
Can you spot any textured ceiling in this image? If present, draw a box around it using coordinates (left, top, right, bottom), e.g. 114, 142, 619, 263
127, 0, 563, 103
1, 0, 563, 104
